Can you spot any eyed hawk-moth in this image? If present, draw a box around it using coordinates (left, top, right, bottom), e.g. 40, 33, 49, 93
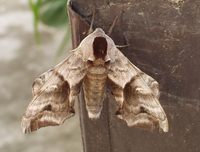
21, 28, 169, 133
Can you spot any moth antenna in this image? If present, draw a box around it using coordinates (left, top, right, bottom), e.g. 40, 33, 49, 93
107, 15, 119, 36
107, 10, 124, 36
87, 8, 96, 35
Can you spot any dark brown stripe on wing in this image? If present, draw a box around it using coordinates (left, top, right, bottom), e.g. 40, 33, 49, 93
54, 71, 65, 81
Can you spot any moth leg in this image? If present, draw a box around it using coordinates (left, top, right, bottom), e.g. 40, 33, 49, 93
87, 8, 95, 35
116, 34, 129, 48
116, 44, 129, 48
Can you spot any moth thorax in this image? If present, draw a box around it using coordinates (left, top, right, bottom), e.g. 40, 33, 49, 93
93, 58, 105, 66
93, 36, 107, 60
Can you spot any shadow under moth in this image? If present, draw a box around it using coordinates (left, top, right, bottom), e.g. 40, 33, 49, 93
21, 28, 169, 133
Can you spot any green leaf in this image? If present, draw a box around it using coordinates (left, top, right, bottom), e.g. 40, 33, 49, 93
29, 0, 42, 43
40, 0, 68, 27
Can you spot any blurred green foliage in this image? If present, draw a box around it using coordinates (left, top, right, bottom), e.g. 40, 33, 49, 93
40, 0, 68, 27
29, 0, 70, 56
29, 0, 42, 43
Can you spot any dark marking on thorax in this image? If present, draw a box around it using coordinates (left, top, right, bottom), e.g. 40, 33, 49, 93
93, 37, 107, 60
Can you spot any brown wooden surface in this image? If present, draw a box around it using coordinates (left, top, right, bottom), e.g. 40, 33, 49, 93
68, 1, 200, 152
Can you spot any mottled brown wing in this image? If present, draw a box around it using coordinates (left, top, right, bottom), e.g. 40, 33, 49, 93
21, 50, 87, 133
108, 49, 169, 132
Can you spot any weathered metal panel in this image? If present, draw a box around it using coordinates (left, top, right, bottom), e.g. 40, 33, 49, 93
68, 0, 200, 152
68, 5, 111, 152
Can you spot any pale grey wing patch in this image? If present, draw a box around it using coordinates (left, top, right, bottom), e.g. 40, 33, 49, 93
22, 52, 87, 133
108, 49, 168, 132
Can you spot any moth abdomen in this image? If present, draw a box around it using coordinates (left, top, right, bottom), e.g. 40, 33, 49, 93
83, 65, 108, 119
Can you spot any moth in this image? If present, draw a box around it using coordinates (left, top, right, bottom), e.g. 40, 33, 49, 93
21, 28, 169, 133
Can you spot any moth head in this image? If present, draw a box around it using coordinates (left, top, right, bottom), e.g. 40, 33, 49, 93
79, 28, 117, 64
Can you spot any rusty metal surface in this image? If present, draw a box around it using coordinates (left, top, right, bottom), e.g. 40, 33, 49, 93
68, 0, 200, 152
